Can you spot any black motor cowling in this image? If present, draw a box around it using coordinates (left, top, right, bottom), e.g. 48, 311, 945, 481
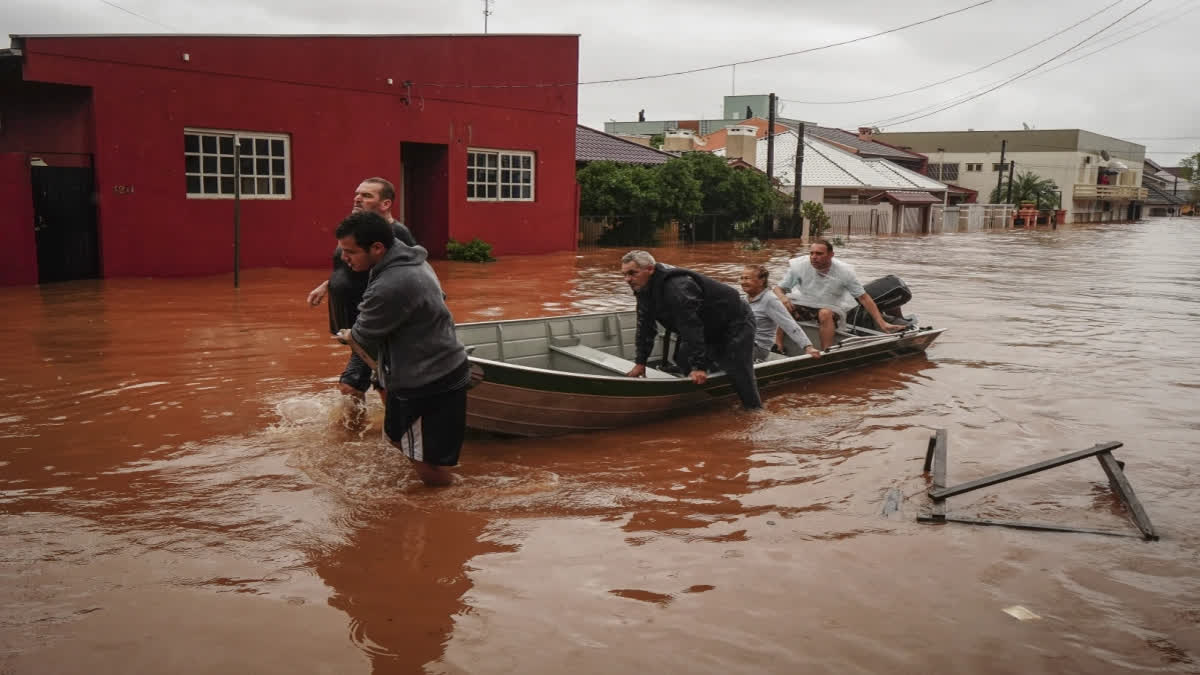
844, 275, 915, 330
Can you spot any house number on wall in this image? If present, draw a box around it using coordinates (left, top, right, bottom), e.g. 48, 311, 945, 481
113, 185, 135, 194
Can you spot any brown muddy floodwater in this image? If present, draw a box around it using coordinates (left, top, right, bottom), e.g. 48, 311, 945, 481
2, 220, 1199, 674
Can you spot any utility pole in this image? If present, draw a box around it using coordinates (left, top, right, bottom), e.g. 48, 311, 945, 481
763, 93, 776, 239
995, 139, 1007, 200
766, 93, 776, 180
483, 0, 493, 33
1006, 161, 1015, 204
233, 138, 241, 289
792, 122, 806, 238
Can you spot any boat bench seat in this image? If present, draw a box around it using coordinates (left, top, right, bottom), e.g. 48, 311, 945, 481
549, 343, 676, 379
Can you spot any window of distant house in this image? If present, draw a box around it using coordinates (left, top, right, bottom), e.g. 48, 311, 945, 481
927, 163, 959, 181
965, 163, 983, 172
184, 129, 291, 199
467, 149, 534, 201
993, 162, 1010, 172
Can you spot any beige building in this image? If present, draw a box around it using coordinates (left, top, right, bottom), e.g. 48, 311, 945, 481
872, 129, 1147, 223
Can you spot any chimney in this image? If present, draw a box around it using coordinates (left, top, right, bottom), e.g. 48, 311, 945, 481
663, 129, 697, 152
725, 125, 758, 162
857, 126, 874, 141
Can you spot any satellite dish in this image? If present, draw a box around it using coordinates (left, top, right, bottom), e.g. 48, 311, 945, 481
1100, 149, 1112, 161
1022, 122, 1030, 130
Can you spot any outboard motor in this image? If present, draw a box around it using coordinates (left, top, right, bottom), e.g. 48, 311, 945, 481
844, 275, 916, 330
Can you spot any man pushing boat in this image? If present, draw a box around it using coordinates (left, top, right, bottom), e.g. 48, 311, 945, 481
619, 250, 762, 410
333, 211, 470, 487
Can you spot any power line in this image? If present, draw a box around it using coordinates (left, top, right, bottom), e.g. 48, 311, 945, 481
420, 0, 995, 88
862, 0, 1154, 129
97, 0, 177, 31
1020, 0, 1198, 81
864, 0, 1189, 128
779, 0, 1124, 106
844, 0, 1180, 128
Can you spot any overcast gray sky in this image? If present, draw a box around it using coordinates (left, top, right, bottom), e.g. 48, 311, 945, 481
3, 0, 1197, 165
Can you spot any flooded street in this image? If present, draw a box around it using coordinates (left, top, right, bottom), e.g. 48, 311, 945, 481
2, 219, 1199, 674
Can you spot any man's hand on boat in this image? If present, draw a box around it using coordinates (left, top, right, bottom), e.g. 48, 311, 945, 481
879, 321, 906, 333
626, 363, 708, 385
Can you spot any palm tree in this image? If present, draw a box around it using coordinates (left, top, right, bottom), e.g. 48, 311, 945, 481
990, 170, 1060, 207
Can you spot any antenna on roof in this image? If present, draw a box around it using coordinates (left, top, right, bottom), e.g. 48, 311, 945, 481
483, 0, 494, 33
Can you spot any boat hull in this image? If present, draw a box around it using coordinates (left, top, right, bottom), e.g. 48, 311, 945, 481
458, 311, 942, 437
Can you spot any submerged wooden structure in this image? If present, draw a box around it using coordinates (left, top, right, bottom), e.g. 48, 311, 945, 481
918, 430, 1158, 540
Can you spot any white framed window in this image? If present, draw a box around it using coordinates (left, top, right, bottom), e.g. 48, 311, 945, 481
184, 128, 291, 199
965, 163, 983, 172
467, 148, 534, 201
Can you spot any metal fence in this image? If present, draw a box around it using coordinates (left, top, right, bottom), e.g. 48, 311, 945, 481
821, 205, 892, 237
930, 204, 1015, 233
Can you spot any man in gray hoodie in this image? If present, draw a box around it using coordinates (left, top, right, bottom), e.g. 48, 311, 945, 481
333, 211, 470, 487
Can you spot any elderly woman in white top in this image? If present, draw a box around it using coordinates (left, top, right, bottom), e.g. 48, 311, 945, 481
740, 264, 822, 363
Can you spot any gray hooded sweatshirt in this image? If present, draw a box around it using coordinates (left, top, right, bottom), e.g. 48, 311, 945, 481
349, 240, 468, 396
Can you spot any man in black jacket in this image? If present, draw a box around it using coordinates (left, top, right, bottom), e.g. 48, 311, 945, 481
620, 250, 762, 410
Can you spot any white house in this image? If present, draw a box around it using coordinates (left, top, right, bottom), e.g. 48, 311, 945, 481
873, 129, 1147, 223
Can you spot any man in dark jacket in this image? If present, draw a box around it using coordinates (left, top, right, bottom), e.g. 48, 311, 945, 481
307, 177, 416, 398
334, 211, 470, 487
620, 250, 762, 410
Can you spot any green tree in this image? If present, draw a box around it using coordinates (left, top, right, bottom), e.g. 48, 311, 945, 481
1178, 151, 1198, 181
577, 154, 781, 243
1179, 153, 1200, 207
801, 201, 831, 238
577, 161, 654, 216
989, 170, 1061, 207
653, 158, 703, 223
673, 152, 781, 236
673, 152, 735, 214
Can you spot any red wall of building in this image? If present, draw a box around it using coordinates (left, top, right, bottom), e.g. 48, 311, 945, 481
0, 81, 94, 163
0, 153, 38, 285
12, 35, 578, 279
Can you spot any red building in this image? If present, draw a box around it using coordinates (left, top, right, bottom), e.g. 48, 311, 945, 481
0, 34, 579, 285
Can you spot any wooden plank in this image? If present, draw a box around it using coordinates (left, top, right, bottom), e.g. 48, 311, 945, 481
916, 515, 1141, 538
1095, 451, 1159, 541
924, 429, 944, 473
929, 441, 1123, 501
930, 429, 947, 519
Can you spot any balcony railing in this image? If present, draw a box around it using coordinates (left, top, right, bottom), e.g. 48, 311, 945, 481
1073, 184, 1148, 201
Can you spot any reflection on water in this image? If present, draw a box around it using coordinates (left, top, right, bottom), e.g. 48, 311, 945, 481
2, 221, 1200, 673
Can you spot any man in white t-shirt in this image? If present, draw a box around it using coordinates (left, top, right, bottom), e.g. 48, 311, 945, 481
772, 238, 903, 349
